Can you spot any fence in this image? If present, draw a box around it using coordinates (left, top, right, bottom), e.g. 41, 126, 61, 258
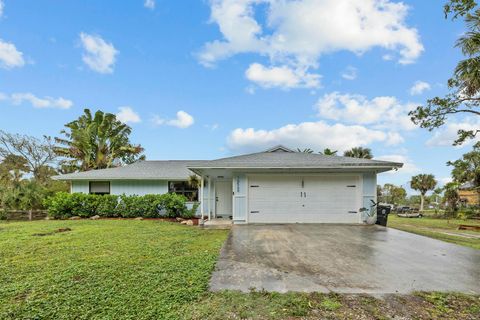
1, 210, 48, 221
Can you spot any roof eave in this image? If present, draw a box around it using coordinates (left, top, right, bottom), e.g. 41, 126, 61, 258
187, 165, 403, 170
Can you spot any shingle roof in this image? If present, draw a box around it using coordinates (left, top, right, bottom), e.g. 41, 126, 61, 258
54, 147, 403, 181
53, 161, 207, 181
187, 151, 403, 169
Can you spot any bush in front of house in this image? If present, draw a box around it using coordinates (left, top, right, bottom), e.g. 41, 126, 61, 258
43, 192, 197, 219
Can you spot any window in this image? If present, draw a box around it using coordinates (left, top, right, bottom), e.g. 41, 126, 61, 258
168, 181, 198, 201
89, 181, 110, 195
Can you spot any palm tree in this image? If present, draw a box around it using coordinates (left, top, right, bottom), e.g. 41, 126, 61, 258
410, 174, 437, 211
321, 148, 338, 156
55, 109, 145, 171
343, 147, 373, 159
297, 148, 314, 153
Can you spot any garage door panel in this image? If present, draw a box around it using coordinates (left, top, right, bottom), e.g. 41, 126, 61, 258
248, 175, 361, 223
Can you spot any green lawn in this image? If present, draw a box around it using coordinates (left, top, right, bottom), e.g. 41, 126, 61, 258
388, 215, 480, 250
1, 220, 479, 319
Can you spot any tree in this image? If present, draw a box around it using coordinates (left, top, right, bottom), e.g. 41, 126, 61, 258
343, 147, 373, 159
378, 184, 407, 205
443, 182, 461, 215
321, 148, 338, 156
297, 148, 314, 153
0, 130, 57, 180
448, 142, 480, 203
55, 109, 145, 171
410, 174, 438, 211
409, 1, 480, 145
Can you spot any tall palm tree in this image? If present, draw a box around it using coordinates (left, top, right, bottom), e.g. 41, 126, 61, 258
321, 148, 338, 156
343, 147, 373, 159
297, 148, 314, 153
55, 109, 145, 171
410, 174, 437, 211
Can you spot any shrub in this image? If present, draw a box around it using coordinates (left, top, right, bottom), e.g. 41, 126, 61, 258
44, 192, 191, 219
43, 192, 74, 219
96, 195, 119, 217
182, 202, 200, 219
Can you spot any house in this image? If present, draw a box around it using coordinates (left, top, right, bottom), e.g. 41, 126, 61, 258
459, 182, 479, 206
54, 145, 402, 224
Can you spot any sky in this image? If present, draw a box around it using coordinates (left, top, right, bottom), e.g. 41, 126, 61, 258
0, 0, 475, 191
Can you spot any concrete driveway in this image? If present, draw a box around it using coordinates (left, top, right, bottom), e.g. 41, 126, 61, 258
210, 224, 480, 294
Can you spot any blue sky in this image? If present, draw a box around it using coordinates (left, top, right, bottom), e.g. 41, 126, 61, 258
0, 0, 475, 190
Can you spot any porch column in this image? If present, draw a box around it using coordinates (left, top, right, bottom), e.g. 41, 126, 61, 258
200, 176, 204, 220
208, 176, 212, 221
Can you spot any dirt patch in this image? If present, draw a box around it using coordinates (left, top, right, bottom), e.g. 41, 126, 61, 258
33, 227, 72, 237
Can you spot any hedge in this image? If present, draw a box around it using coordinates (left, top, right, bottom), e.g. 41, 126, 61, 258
43, 192, 199, 220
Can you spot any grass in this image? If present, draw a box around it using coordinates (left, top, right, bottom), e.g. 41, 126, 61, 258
1, 220, 479, 319
0, 220, 229, 319
387, 215, 480, 250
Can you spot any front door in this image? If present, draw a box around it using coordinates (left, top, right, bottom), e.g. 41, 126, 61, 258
216, 180, 232, 217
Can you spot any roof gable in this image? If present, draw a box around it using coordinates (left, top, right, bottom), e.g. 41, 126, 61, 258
264, 145, 295, 153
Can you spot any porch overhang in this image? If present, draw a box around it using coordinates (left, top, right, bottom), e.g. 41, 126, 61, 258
187, 166, 400, 176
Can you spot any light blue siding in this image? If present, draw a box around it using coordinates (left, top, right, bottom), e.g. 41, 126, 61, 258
233, 174, 247, 222
362, 172, 377, 213
110, 180, 168, 196
72, 181, 89, 193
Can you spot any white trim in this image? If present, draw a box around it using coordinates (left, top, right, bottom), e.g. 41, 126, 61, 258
208, 176, 212, 221
200, 176, 204, 219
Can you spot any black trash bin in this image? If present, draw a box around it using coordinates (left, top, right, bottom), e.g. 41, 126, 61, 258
376, 205, 391, 226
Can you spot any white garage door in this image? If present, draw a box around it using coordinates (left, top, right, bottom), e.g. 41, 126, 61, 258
248, 175, 361, 223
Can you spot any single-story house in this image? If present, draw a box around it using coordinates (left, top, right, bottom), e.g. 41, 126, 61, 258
54, 145, 402, 224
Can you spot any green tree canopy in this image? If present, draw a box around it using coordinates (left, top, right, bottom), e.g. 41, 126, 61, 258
409, 1, 480, 145
55, 109, 145, 171
448, 142, 480, 202
379, 184, 407, 205
321, 148, 338, 156
343, 147, 373, 159
410, 174, 438, 211
0, 130, 56, 180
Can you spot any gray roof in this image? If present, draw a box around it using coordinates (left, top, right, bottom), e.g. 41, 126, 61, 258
54, 146, 403, 181
188, 151, 403, 170
54, 161, 207, 181
460, 181, 476, 190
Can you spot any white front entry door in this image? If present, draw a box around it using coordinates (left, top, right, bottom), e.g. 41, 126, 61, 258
216, 180, 232, 217
248, 175, 361, 223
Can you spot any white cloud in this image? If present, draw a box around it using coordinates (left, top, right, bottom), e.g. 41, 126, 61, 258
341, 66, 357, 80
10, 93, 73, 109
0, 39, 25, 69
409, 80, 431, 95
426, 118, 480, 147
144, 0, 155, 10
376, 154, 419, 174
152, 111, 195, 129
205, 123, 219, 131
199, 0, 423, 86
116, 106, 141, 124
315, 92, 417, 131
227, 121, 393, 153
245, 63, 321, 89
79, 33, 118, 74
0, 0, 4, 17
